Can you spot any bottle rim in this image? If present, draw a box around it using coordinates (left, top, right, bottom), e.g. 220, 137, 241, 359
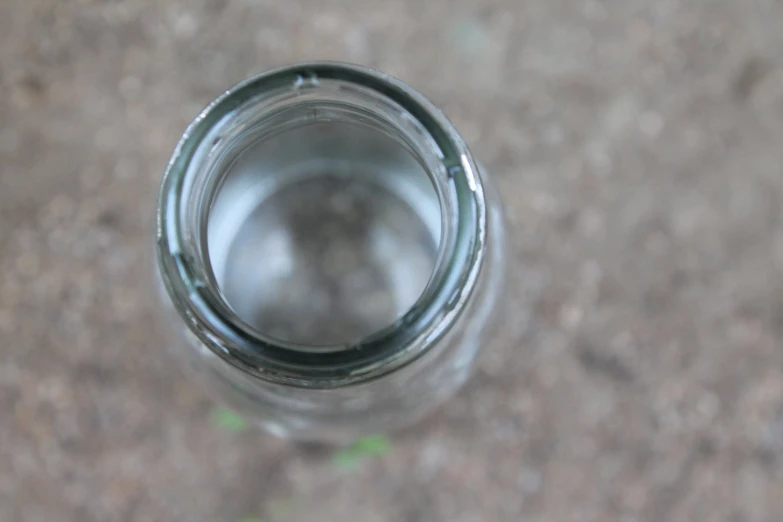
156, 62, 487, 388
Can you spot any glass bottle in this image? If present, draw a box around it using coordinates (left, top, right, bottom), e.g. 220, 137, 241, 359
155, 62, 506, 442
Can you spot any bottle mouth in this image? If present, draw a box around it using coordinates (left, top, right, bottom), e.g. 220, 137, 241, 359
206, 117, 443, 348
156, 62, 487, 386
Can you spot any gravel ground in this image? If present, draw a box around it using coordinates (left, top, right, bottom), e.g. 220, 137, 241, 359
2, 0, 783, 521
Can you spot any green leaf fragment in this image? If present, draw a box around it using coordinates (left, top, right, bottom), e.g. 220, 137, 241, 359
212, 407, 249, 433
332, 448, 364, 472
331, 435, 392, 471
353, 434, 391, 456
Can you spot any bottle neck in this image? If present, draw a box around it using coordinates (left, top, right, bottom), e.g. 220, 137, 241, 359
156, 62, 487, 387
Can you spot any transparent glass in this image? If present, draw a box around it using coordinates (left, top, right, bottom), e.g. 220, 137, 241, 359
155, 62, 506, 442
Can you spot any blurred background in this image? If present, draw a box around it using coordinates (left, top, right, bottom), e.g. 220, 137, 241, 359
1, 0, 783, 521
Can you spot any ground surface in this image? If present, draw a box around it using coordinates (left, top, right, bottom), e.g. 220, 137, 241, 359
1, 0, 783, 521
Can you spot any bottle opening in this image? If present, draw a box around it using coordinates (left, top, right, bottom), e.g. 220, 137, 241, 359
206, 116, 442, 347
158, 63, 486, 381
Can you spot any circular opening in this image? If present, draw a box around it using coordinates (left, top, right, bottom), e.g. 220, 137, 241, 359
206, 108, 442, 347
158, 63, 487, 382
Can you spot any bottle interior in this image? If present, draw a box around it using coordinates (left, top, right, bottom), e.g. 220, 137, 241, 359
206, 117, 442, 347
